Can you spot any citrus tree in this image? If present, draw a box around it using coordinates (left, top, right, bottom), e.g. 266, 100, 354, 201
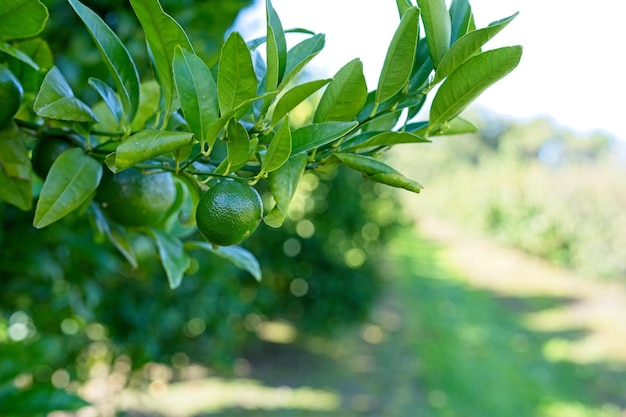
0, 0, 521, 412
0, 0, 521, 287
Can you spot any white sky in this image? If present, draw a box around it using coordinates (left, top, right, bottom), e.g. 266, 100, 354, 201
235, 1, 626, 140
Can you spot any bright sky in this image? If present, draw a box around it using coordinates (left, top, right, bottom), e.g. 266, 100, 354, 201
235, 1, 626, 140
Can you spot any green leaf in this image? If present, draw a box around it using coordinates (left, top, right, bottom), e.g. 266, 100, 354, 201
223, 120, 251, 174
272, 78, 330, 125
334, 153, 423, 193
347, 131, 429, 150
432, 12, 518, 86
281, 34, 325, 87
33, 148, 102, 228
429, 45, 522, 130
291, 121, 358, 155
367, 172, 424, 193
185, 241, 261, 281
396, 0, 413, 18
33, 67, 98, 122
0, 41, 39, 69
417, 0, 451, 67
88, 77, 123, 126
314, 59, 367, 123
0, 0, 48, 41
0, 127, 32, 211
449, 0, 474, 43
217, 31, 258, 117
261, 118, 291, 174
375, 7, 420, 107
203, 92, 273, 155
264, 152, 307, 228
262, 26, 280, 115
130, 80, 160, 131
424, 116, 477, 136
173, 47, 219, 143
106, 129, 193, 172
266, 0, 286, 81
149, 229, 190, 289
68, 0, 140, 124
129, 0, 194, 122
91, 204, 138, 268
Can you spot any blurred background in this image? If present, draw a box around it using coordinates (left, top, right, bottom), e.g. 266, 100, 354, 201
2, 0, 625, 416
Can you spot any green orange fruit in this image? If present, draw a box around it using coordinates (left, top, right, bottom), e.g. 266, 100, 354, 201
195, 179, 263, 246
96, 168, 177, 227
31, 137, 73, 178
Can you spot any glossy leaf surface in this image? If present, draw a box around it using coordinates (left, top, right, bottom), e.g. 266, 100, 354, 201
375, 7, 419, 106
34, 148, 102, 228
417, 0, 451, 67
69, 0, 140, 123
173, 47, 219, 143
33, 67, 98, 122
218, 31, 258, 117
264, 152, 307, 228
129, 0, 194, 120
291, 121, 358, 155
430, 45, 522, 130
314, 59, 367, 123
106, 129, 194, 172
0, 0, 48, 41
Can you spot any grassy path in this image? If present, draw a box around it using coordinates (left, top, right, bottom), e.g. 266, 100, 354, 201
117, 218, 626, 416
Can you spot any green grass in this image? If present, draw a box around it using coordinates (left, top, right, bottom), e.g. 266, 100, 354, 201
119, 228, 626, 416
387, 230, 626, 417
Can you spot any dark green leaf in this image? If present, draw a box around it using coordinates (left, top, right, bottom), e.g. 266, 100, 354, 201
348, 131, 429, 149
281, 34, 325, 88
375, 7, 419, 107
33, 67, 98, 122
314, 59, 367, 123
417, 0, 451, 67
185, 241, 261, 281
149, 229, 190, 289
106, 129, 193, 172
129, 0, 194, 121
0, 41, 39, 69
224, 120, 251, 174
34, 148, 102, 228
291, 121, 358, 155
449, 0, 474, 43
218, 31, 258, 117
262, 26, 280, 114
173, 47, 219, 143
266, 0, 286, 81
0, 127, 32, 211
432, 12, 518, 85
429, 45, 522, 130
0, 0, 48, 41
272, 78, 330, 125
203, 92, 273, 155
264, 152, 307, 228
88, 78, 123, 126
91, 204, 138, 268
69, 0, 140, 123
261, 118, 291, 174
